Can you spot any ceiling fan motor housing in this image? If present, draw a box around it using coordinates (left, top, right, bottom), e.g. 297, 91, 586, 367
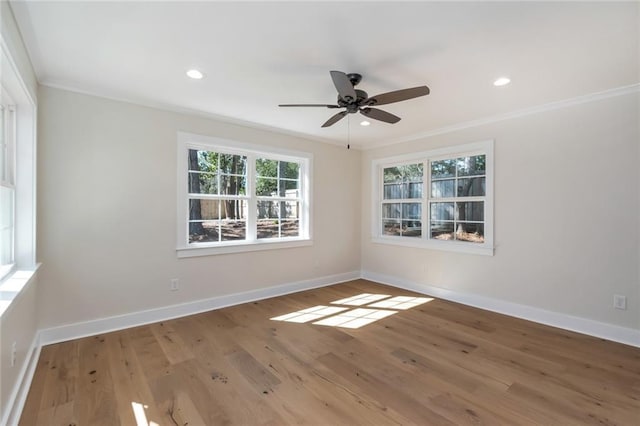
338, 89, 369, 113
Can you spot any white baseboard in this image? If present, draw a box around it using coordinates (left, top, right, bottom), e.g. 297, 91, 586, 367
2, 333, 41, 426
39, 270, 360, 346
361, 270, 640, 348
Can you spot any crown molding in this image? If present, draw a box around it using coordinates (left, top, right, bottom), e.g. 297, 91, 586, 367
364, 83, 640, 149
40, 80, 638, 152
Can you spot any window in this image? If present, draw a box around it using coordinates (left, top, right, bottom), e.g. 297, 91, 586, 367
372, 140, 493, 255
0, 40, 37, 285
0, 88, 16, 277
177, 132, 312, 257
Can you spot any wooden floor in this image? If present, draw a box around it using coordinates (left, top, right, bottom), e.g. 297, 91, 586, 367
21, 280, 640, 425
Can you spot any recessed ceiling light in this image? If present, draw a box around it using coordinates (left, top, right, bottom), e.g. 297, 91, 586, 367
493, 77, 511, 87
186, 69, 204, 80
360, 120, 371, 126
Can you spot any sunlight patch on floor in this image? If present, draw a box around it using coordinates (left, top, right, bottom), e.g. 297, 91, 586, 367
313, 308, 397, 329
367, 296, 434, 310
269, 292, 434, 329
330, 293, 392, 306
270, 305, 349, 323
131, 402, 158, 426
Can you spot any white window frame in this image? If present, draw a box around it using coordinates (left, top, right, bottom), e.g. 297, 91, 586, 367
0, 89, 16, 278
177, 132, 312, 257
0, 36, 37, 285
372, 140, 494, 256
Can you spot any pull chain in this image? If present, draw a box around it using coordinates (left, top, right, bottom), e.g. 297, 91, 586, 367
347, 114, 351, 150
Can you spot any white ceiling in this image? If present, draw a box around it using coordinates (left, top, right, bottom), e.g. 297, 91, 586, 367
10, 1, 639, 148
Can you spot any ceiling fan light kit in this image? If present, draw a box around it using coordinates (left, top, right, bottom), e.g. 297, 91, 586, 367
279, 70, 430, 128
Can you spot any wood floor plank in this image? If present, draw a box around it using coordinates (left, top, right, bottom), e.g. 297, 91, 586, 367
105, 331, 165, 426
74, 335, 119, 425
317, 351, 455, 425
170, 312, 289, 425
20, 279, 640, 425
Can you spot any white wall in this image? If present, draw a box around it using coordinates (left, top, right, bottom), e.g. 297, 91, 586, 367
0, 272, 38, 423
36, 86, 361, 329
361, 92, 639, 331
0, 1, 39, 422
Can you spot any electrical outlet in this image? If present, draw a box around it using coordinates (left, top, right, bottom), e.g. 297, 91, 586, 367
170, 278, 179, 291
11, 341, 16, 367
613, 294, 627, 310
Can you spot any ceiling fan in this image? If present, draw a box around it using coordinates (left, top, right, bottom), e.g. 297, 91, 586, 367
279, 70, 430, 128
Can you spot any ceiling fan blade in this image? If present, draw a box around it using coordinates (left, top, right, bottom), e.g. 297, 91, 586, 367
364, 86, 430, 106
321, 111, 348, 128
360, 107, 401, 124
279, 104, 341, 108
330, 71, 357, 103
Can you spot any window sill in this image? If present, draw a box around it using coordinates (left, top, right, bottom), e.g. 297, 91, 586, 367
177, 238, 313, 258
372, 237, 494, 256
0, 265, 40, 319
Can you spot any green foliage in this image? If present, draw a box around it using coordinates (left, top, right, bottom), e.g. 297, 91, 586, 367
431, 155, 485, 179
190, 151, 300, 198
190, 150, 247, 195
384, 163, 423, 183
256, 158, 299, 196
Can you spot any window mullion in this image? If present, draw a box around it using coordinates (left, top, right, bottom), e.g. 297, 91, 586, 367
423, 160, 429, 241
246, 153, 257, 241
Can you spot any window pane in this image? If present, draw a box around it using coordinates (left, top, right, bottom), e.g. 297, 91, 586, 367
189, 220, 218, 243
431, 179, 454, 198
383, 219, 401, 236
282, 219, 299, 237
402, 203, 421, 220
430, 202, 454, 221
219, 199, 247, 220
219, 154, 247, 175
0, 229, 12, 265
430, 221, 454, 240
279, 179, 299, 197
189, 199, 219, 221
384, 164, 422, 182
455, 223, 484, 243
256, 158, 278, 177
0, 106, 4, 182
405, 182, 423, 198
188, 149, 217, 172
382, 203, 401, 219
220, 174, 247, 196
383, 166, 402, 183
457, 155, 485, 176
402, 220, 421, 237
256, 177, 277, 196
282, 201, 299, 219
400, 163, 423, 181
280, 161, 300, 179
457, 177, 485, 197
189, 172, 217, 194
383, 183, 402, 200
456, 201, 484, 221
431, 159, 456, 178
219, 201, 247, 241
0, 186, 13, 265
0, 186, 13, 230
256, 200, 298, 219
257, 219, 279, 239
257, 201, 279, 219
